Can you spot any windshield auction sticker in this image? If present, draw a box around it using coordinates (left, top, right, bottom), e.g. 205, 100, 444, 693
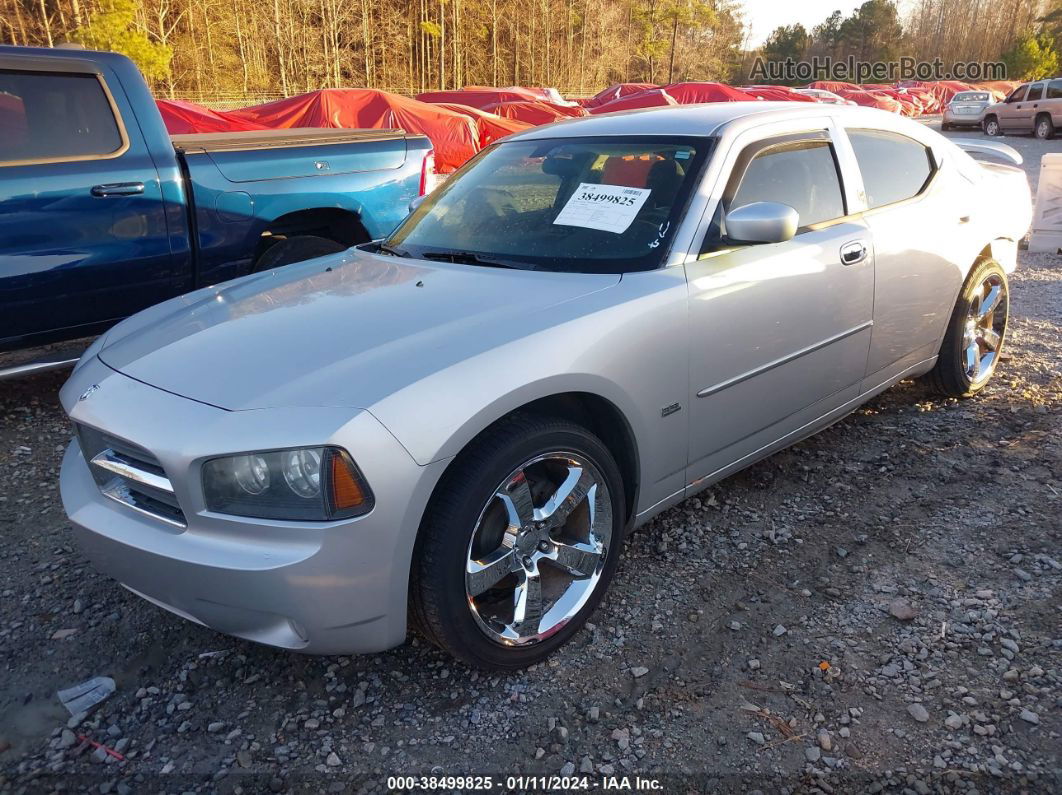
553, 183, 651, 234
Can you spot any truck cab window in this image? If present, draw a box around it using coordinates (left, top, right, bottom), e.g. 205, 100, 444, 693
0, 70, 124, 165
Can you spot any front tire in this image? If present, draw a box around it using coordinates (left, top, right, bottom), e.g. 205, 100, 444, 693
410, 413, 626, 669
254, 234, 346, 272
924, 259, 1009, 398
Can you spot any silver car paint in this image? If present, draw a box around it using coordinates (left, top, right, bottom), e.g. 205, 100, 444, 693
60, 103, 1033, 654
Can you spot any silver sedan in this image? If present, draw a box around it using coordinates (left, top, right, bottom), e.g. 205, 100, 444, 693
60, 103, 1032, 669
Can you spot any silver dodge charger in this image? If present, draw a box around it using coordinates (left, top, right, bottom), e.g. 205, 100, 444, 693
60, 103, 1032, 669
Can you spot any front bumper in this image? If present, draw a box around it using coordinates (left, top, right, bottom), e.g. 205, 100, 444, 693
59, 356, 447, 654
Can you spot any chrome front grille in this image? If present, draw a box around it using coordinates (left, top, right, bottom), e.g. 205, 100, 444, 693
77, 425, 186, 528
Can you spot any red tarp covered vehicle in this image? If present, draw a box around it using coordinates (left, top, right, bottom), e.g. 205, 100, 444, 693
807, 80, 861, 94
230, 89, 479, 172
584, 82, 658, 108
481, 100, 586, 126
739, 86, 817, 102
431, 102, 532, 148
663, 82, 757, 103
836, 89, 903, 114
415, 88, 547, 109
157, 99, 269, 135
588, 88, 678, 114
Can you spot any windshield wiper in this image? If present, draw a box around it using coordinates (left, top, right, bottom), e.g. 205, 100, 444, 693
419, 250, 529, 270
376, 243, 411, 258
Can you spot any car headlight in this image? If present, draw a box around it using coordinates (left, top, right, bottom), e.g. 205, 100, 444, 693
202, 446, 374, 521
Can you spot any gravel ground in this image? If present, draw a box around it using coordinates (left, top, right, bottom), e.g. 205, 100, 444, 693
1, 124, 1059, 794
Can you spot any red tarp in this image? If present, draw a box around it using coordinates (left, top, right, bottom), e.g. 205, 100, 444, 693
837, 89, 903, 114
157, 99, 269, 135
230, 89, 479, 172
415, 88, 547, 109
481, 100, 587, 126
588, 88, 678, 114
662, 82, 758, 103
971, 81, 1020, 102
0, 91, 27, 147
738, 86, 817, 102
807, 80, 861, 94
431, 102, 532, 148
584, 82, 658, 108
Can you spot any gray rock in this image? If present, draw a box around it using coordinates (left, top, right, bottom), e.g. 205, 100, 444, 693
1019, 709, 1039, 725
747, 731, 765, 745
58, 729, 77, 749
889, 598, 918, 621
748, 659, 761, 671
805, 746, 821, 762
579, 756, 593, 774
944, 714, 964, 730
907, 703, 930, 723
630, 666, 649, 678
817, 729, 832, 751
207, 722, 225, 733
325, 752, 341, 767
559, 761, 576, 776
1013, 568, 1032, 582
772, 624, 787, 636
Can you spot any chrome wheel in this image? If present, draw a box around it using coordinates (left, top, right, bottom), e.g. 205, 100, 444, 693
962, 272, 1007, 386
984, 119, 999, 136
464, 452, 613, 646
1037, 118, 1052, 139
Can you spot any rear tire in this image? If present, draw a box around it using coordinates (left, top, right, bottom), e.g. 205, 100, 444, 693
941, 121, 951, 131
1035, 113, 1055, 140
410, 413, 626, 670
983, 116, 1000, 136
923, 259, 1009, 398
253, 235, 346, 272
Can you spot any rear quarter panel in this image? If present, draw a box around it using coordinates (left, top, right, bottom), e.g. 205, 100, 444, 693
185, 137, 429, 284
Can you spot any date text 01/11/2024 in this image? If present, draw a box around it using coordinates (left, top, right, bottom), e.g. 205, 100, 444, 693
386, 775, 665, 791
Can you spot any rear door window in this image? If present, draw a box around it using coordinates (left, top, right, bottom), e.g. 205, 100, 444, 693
0, 70, 125, 165
1049, 79, 1062, 100
847, 129, 935, 210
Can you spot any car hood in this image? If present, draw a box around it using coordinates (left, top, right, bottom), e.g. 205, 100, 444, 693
98, 248, 620, 411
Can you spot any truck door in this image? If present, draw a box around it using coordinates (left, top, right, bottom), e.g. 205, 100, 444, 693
0, 56, 185, 349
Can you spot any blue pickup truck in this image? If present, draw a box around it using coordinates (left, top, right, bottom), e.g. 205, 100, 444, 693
0, 45, 434, 376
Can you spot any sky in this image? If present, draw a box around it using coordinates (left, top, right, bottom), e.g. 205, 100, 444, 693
740, 0, 866, 48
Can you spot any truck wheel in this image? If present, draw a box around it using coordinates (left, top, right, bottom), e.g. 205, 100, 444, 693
410, 413, 626, 670
923, 259, 1009, 398
1035, 114, 1055, 140
983, 116, 1000, 136
254, 235, 346, 272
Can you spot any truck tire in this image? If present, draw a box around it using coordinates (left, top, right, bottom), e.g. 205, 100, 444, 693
254, 235, 346, 272
1035, 113, 1055, 140
983, 116, 1001, 136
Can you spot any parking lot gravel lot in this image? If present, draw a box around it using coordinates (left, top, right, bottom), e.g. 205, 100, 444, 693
1, 123, 1059, 794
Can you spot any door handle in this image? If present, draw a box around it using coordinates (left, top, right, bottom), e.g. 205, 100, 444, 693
91, 182, 145, 197
840, 240, 868, 265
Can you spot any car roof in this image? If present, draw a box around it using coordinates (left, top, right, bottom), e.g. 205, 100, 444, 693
507, 101, 909, 141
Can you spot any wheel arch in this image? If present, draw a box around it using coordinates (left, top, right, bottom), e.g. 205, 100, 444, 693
418, 386, 643, 528
254, 207, 371, 264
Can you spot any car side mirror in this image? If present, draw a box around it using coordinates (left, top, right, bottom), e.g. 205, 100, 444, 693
408, 195, 427, 215
724, 201, 799, 245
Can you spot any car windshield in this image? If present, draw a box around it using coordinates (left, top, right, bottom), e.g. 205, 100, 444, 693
953, 92, 989, 102
384, 136, 710, 273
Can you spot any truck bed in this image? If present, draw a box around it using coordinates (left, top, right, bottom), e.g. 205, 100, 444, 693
171, 127, 407, 153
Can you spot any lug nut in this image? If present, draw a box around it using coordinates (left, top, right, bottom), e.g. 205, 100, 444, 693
538, 541, 550, 552
522, 556, 533, 567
